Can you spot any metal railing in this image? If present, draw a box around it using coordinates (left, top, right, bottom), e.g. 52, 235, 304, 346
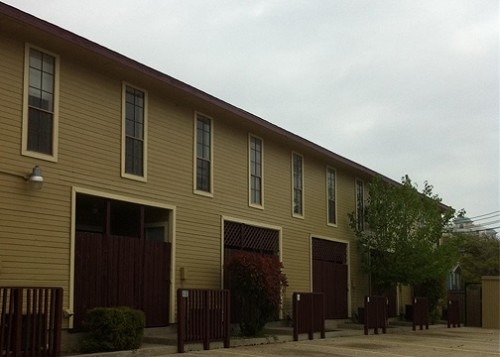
412, 297, 429, 330
0, 287, 63, 357
364, 296, 387, 335
177, 289, 230, 353
292, 292, 325, 341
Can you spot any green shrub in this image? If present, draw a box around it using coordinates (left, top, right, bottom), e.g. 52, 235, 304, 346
80, 306, 145, 353
414, 278, 447, 323
226, 251, 288, 336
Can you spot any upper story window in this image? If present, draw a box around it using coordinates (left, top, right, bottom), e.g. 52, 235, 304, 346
292, 152, 304, 217
122, 84, 147, 180
249, 135, 263, 208
22, 45, 59, 161
356, 179, 364, 231
194, 113, 213, 195
327, 167, 337, 225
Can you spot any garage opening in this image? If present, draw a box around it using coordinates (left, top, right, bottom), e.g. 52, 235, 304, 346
73, 193, 171, 328
312, 238, 348, 319
223, 221, 280, 323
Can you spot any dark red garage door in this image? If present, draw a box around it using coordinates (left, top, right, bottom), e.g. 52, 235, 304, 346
312, 238, 348, 319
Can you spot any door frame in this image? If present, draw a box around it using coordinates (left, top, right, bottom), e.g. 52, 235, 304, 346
69, 186, 177, 328
310, 234, 351, 318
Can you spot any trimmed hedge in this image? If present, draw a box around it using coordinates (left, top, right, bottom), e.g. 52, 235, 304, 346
80, 306, 145, 353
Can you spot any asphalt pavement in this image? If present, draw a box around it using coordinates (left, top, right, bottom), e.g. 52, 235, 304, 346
175, 325, 500, 357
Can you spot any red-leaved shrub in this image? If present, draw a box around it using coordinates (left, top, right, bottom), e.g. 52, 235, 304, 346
226, 251, 288, 336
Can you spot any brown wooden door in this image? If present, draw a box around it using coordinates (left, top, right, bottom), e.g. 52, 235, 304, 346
312, 239, 348, 319
466, 284, 482, 327
74, 232, 171, 328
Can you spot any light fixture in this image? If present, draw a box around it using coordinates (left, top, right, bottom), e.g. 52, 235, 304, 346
0, 165, 45, 190
26, 165, 44, 189
27, 166, 43, 183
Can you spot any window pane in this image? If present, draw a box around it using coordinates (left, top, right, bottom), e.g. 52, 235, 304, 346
196, 116, 211, 192
125, 137, 143, 176
136, 92, 144, 108
42, 53, 54, 74
134, 140, 144, 175
135, 106, 143, 124
135, 122, 143, 139
197, 158, 210, 191
124, 87, 145, 176
29, 67, 41, 88
292, 154, 303, 215
41, 90, 53, 111
29, 87, 42, 108
126, 102, 134, 121
126, 88, 135, 103
126, 118, 134, 136
30, 49, 42, 70
27, 107, 53, 155
328, 200, 336, 224
42, 72, 54, 93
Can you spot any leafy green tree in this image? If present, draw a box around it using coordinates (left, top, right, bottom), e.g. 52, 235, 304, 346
453, 233, 500, 283
349, 175, 458, 295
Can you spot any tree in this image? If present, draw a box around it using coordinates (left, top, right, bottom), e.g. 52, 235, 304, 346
453, 233, 500, 283
349, 175, 458, 295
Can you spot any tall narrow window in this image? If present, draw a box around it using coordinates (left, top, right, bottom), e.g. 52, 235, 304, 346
249, 135, 263, 207
356, 179, 364, 230
292, 153, 304, 217
123, 85, 146, 178
23, 46, 59, 160
327, 167, 336, 225
195, 113, 212, 194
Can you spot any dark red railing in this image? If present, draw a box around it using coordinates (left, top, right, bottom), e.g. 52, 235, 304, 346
177, 289, 230, 353
447, 299, 461, 328
364, 296, 387, 335
292, 292, 325, 341
412, 297, 429, 330
0, 287, 63, 357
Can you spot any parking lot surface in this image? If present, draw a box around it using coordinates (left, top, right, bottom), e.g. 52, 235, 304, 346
178, 326, 500, 357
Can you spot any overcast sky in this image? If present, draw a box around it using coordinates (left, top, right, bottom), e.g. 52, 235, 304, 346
5, 1, 499, 228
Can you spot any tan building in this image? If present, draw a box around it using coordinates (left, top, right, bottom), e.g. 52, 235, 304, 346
0, 3, 400, 336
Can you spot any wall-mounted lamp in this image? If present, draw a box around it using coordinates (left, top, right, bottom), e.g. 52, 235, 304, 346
27, 166, 43, 183
26, 165, 44, 189
0, 165, 44, 190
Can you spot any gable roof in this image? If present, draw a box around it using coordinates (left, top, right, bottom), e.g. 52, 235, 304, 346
1, 2, 395, 184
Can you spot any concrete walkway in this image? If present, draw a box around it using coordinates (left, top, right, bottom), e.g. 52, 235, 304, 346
67, 323, 500, 357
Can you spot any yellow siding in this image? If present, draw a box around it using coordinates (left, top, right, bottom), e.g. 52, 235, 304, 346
482, 276, 500, 329
0, 16, 373, 330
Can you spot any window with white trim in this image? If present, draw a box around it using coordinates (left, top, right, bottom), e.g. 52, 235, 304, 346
23, 45, 59, 160
122, 84, 147, 179
249, 135, 263, 207
327, 167, 337, 225
292, 152, 304, 217
195, 113, 212, 194
356, 179, 364, 231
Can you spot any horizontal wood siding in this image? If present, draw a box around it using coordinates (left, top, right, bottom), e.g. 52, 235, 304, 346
0, 19, 372, 328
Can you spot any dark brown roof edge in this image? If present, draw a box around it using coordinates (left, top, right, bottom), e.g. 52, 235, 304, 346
2, 2, 435, 198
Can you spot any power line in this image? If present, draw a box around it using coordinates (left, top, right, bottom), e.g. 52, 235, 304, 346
464, 210, 500, 220
469, 220, 500, 227
470, 214, 500, 223
468, 226, 500, 233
